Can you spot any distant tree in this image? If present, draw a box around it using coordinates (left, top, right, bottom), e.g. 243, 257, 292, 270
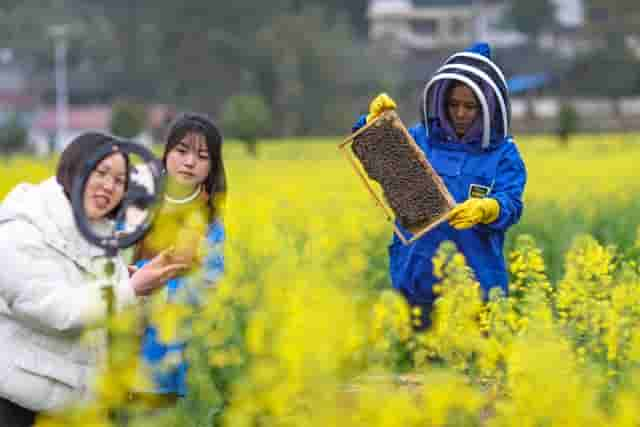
565, 40, 640, 97
504, 0, 556, 42
222, 94, 272, 157
255, 6, 360, 135
150, 107, 176, 145
583, 0, 640, 38
0, 113, 28, 158
110, 99, 146, 139
557, 103, 579, 147
2, 1, 381, 135
0, 1, 22, 12
0, 0, 119, 78
302, 0, 369, 37
148, 0, 296, 110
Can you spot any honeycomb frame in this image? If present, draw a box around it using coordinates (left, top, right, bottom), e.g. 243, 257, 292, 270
339, 110, 456, 245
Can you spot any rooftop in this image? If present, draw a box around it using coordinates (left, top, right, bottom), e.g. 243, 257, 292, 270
413, 0, 472, 6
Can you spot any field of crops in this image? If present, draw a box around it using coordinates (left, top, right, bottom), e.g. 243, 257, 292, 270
3, 133, 640, 426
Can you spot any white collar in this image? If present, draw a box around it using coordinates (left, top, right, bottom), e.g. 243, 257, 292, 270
165, 185, 202, 204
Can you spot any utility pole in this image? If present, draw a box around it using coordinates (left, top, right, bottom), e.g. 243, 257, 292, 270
471, 0, 483, 42
49, 25, 69, 151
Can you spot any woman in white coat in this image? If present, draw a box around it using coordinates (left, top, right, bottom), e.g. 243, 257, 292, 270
0, 132, 185, 426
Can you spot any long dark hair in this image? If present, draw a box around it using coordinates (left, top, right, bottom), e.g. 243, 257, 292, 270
56, 132, 130, 218
163, 112, 227, 220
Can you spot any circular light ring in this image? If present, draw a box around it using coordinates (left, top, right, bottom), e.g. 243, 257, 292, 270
423, 73, 491, 148
71, 140, 164, 255
436, 63, 509, 137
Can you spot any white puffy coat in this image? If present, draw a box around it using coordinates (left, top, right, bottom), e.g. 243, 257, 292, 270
0, 177, 138, 411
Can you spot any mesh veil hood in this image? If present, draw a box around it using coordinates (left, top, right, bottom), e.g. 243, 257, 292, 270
421, 42, 511, 149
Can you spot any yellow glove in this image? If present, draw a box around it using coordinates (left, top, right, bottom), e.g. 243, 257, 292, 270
366, 93, 397, 123
448, 198, 500, 230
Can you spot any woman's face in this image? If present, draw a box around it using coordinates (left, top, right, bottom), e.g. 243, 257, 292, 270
447, 84, 480, 138
84, 153, 127, 220
165, 132, 211, 189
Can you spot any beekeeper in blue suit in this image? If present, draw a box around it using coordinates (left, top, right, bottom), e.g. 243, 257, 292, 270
353, 43, 527, 328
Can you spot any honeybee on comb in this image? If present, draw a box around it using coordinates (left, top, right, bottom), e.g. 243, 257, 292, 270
341, 111, 455, 243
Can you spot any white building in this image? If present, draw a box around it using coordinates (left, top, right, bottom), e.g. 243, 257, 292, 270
368, 0, 585, 57
29, 104, 167, 155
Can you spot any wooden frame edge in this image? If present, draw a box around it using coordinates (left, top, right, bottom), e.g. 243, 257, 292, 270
338, 110, 455, 246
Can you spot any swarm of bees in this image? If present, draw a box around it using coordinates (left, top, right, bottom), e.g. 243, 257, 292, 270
345, 111, 454, 236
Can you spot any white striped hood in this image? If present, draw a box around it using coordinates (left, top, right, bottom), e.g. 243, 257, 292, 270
421, 42, 511, 149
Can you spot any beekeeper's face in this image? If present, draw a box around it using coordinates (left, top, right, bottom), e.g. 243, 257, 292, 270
447, 83, 479, 138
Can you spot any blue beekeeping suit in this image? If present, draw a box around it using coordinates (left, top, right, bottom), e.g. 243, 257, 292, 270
353, 43, 527, 315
